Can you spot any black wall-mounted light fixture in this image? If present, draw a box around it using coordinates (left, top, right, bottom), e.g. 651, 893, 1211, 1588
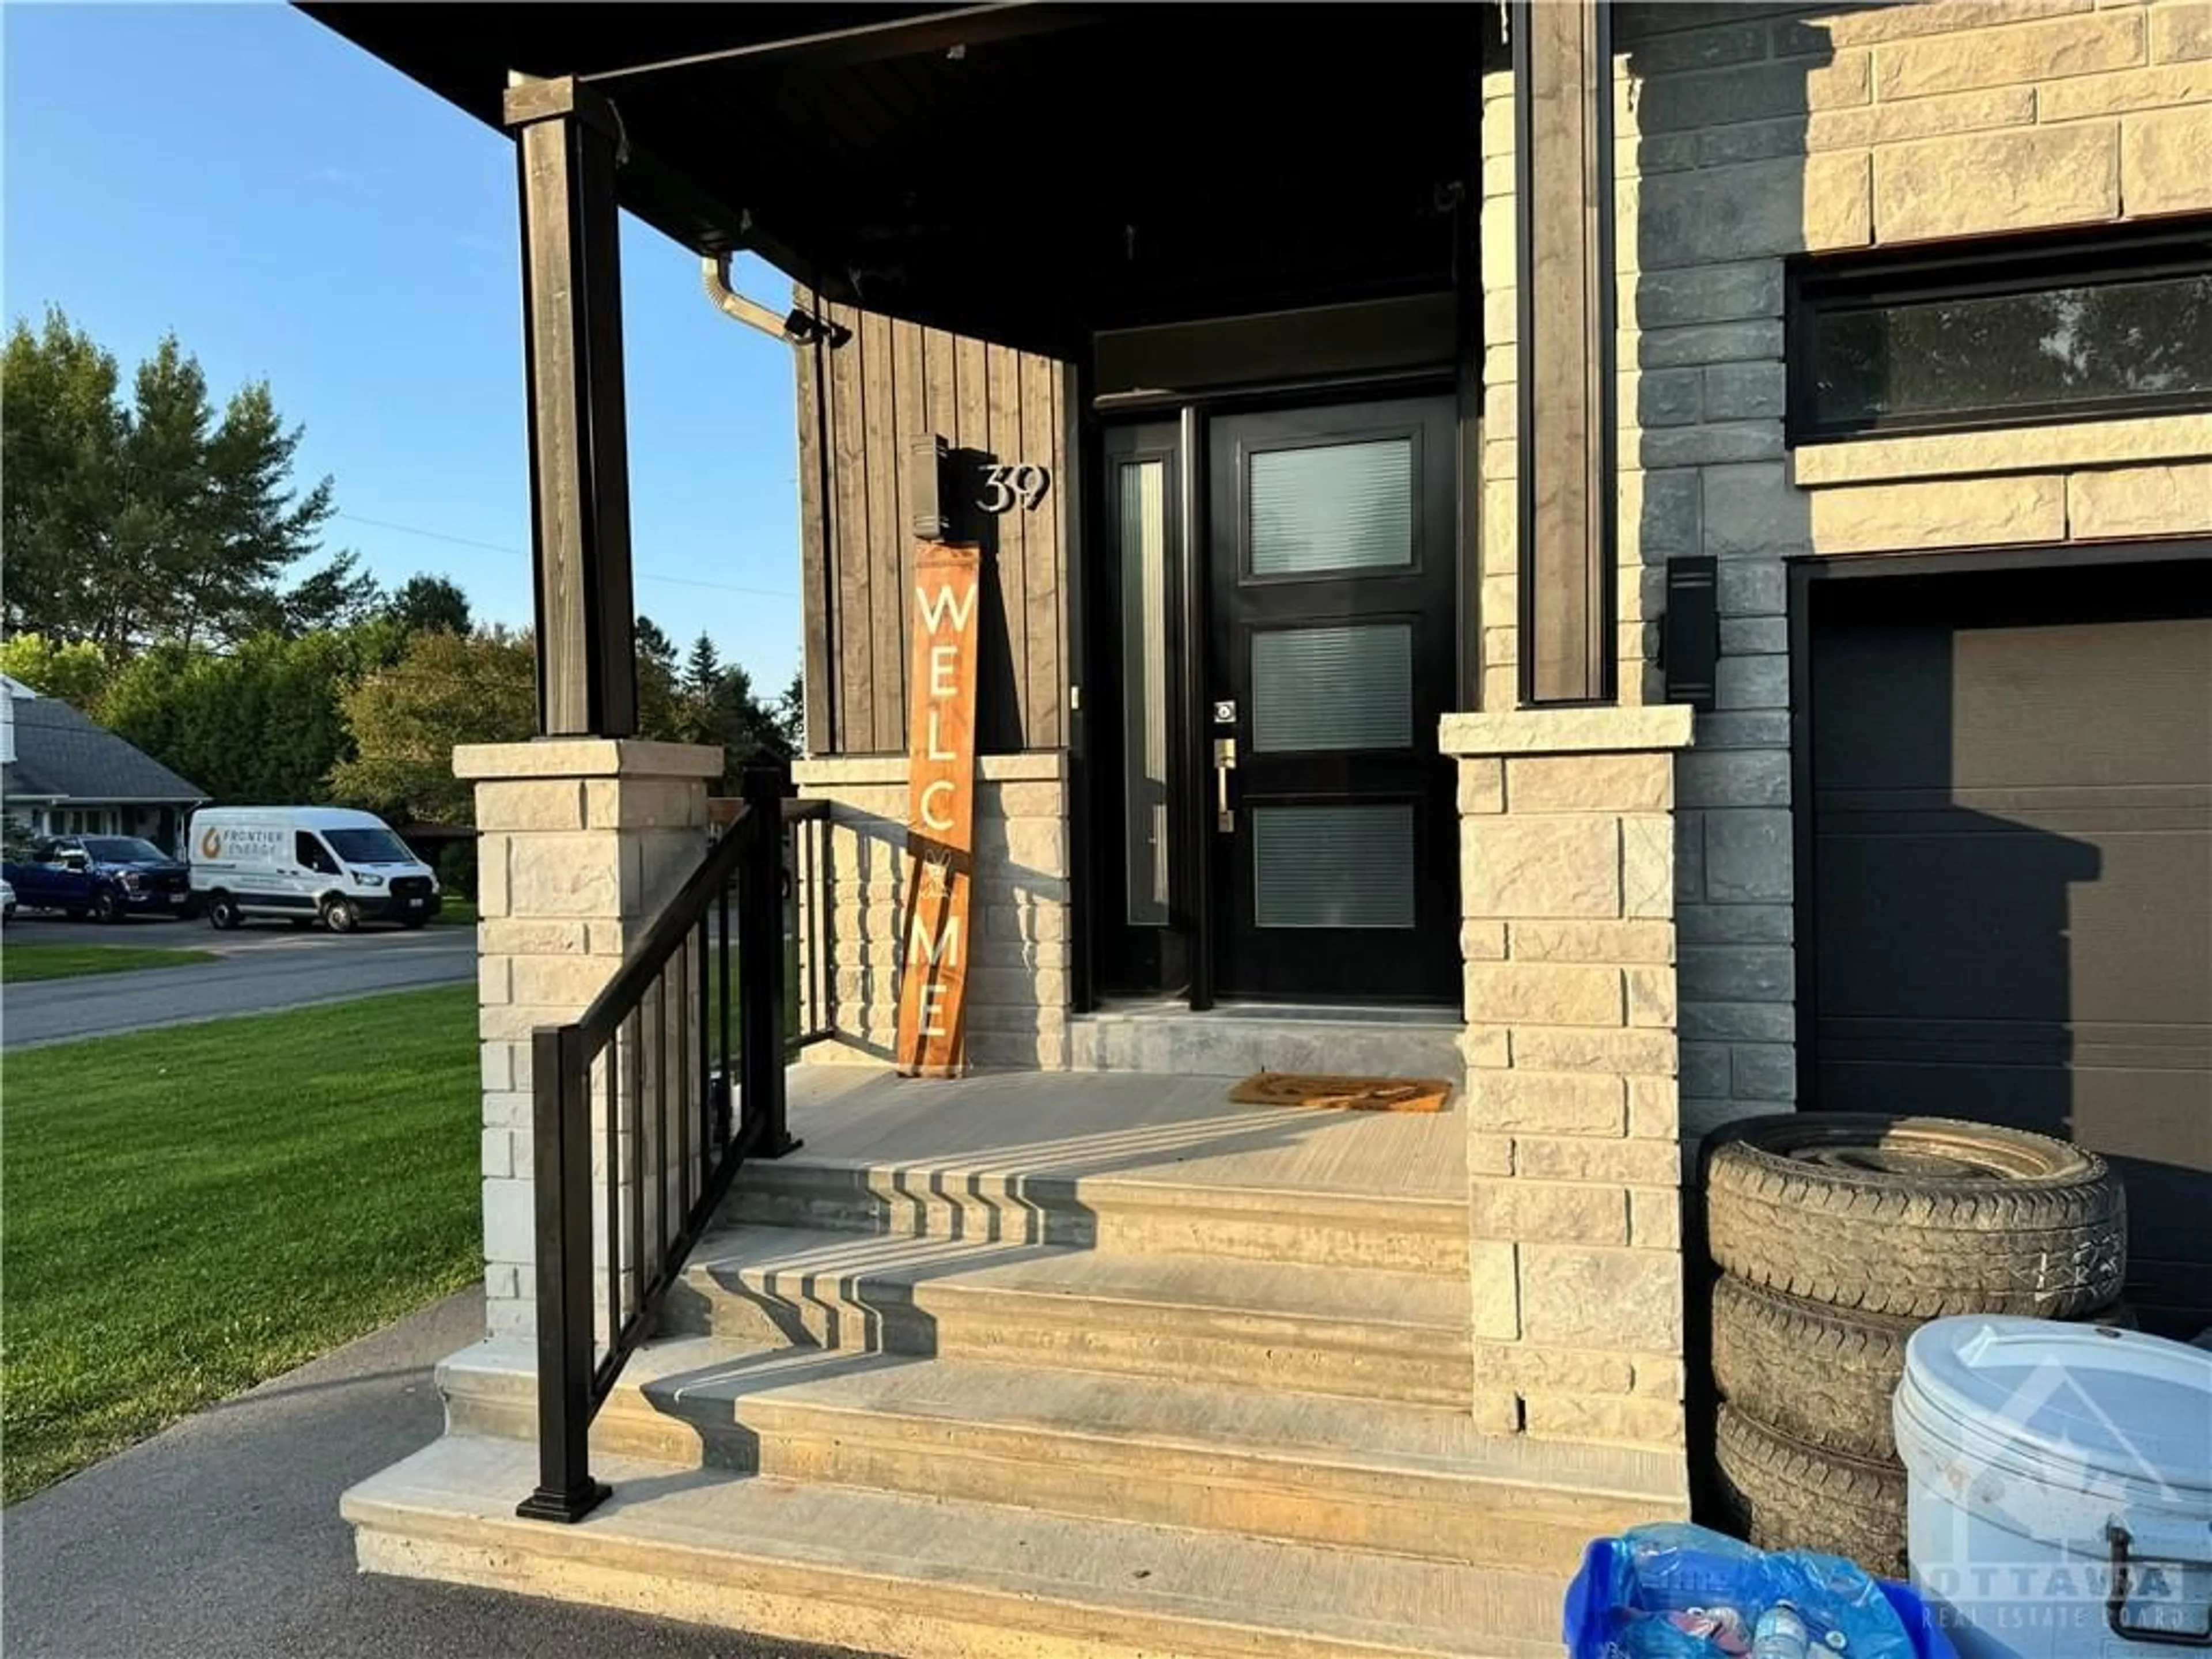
1661, 556, 1719, 711
907, 433, 950, 543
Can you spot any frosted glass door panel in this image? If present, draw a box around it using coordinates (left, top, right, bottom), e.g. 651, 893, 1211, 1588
1251, 805, 1417, 930
1248, 439, 1412, 577
1251, 624, 1412, 752
1118, 460, 1170, 926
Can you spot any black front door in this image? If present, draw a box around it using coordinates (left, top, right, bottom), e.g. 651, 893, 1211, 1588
1206, 398, 1460, 1002
1091, 395, 1461, 1007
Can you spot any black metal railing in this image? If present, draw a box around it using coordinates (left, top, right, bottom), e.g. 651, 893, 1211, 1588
516, 760, 825, 1523
784, 797, 834, 1051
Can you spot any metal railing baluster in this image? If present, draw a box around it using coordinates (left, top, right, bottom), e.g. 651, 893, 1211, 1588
623, 1006, 641, 1332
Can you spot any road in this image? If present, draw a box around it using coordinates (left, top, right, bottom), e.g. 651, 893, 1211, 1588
3, 915, 476, 1049
1, 1286, 874, 1659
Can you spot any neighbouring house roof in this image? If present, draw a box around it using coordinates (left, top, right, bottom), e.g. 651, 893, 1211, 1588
1, 695, 207, 808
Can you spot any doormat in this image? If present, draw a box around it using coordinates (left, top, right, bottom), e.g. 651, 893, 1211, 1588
1228, 1071, 1452, 1113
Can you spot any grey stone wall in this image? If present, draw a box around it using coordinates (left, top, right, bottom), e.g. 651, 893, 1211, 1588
1490, 0, 2212, 1138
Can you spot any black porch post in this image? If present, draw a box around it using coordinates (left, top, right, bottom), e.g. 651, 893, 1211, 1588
514, 1023, 608, 1522
505, 75, 639, 738
738, 759, 801, 1160
1512, 0, 1618, 707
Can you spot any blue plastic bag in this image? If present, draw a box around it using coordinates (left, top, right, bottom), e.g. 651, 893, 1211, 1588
1563, 1524, 1958, 1659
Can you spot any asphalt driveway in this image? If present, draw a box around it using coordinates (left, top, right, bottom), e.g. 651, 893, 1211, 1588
0, 1285, 875, 1659
2, 915, 476, 1049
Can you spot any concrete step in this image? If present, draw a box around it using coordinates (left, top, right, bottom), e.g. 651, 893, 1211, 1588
346, 1434, 1573, 1659
722, 1155, 1469, 1275
1068, 1007, 1465, 1082
664, 1224, 1472, 1407
442, 1336, 1681, 1573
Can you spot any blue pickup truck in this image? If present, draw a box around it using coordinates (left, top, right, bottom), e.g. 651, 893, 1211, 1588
1, 834, 193, 923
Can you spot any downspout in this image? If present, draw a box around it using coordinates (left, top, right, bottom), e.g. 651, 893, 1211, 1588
699, 254, 849, 348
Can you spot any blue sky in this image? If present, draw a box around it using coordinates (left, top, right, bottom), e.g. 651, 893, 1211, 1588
3, 2, 804, 694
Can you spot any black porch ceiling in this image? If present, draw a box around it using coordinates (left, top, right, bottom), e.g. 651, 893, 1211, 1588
303, 3, 1486, 356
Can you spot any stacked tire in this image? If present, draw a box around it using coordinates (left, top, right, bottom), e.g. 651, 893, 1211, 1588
1702, 1114, 2128, 1577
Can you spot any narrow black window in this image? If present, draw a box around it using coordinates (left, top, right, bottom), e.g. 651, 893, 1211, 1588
1787, 222, 2212, 442
1115, 453, 1172, 928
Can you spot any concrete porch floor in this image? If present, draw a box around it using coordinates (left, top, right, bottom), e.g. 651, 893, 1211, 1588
779, 1064, 1467, 1204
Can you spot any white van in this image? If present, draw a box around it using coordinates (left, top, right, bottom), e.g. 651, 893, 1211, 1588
189, 806, 442, 933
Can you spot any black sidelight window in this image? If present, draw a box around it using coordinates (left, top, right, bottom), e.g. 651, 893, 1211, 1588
1787, 222, 2212, 442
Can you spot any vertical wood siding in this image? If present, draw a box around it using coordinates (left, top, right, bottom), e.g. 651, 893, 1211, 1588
796, 300, 1075, 756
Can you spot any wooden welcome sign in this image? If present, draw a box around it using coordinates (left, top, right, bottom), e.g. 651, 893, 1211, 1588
894, 542, 982, 1077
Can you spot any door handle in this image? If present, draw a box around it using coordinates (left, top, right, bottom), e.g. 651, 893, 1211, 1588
1214, 737, 1237, 832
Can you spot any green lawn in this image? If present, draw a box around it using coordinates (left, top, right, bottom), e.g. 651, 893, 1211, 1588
701, 939, 808, 1066
430, 899, 478, 927
1, 984, 482, 1503
2, 942, 220, 984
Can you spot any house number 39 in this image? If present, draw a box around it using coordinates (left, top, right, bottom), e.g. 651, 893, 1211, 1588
974, 463, 1051, 514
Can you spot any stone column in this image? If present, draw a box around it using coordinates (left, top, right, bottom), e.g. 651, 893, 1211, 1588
456, 738, 722, 1338
1445, 706, 1695, 1450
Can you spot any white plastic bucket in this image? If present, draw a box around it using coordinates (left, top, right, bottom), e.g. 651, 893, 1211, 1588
1895, 1316, 2212, 1659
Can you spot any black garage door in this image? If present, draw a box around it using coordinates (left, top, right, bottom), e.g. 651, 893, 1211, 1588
1802, 555, 2212, 1336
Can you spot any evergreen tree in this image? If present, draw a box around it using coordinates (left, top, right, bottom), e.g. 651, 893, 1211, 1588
683, 631, 722, 703
635, 615, 681, 741
635, 615, 677, 672
634, 630, 791, 781
279, 550, 383, 635
383, 573, 472, 636
775, 668, 805, 753
1, 308, 359, 652
2, 310, 123, 644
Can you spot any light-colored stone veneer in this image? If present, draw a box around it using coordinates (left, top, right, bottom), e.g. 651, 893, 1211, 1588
1445, 707, 1696, 1448
458, 739, 725, 1339
1488, 0, 2212, 1140
791, 753, 1070, 1073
